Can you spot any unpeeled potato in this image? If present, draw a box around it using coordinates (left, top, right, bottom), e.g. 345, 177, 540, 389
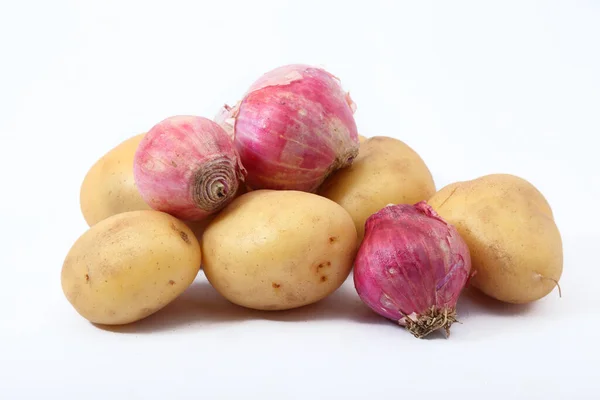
428, 174, 562, 304
61, 210, 201, 325
202, 190, 358, 311
80, 134, 150, 226
319, 136, 435, 242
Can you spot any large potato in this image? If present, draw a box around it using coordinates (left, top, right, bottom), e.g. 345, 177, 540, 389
202, 190, 358, 310
319, 136, 435, 242
61, 210, 201, 325
428, 174, 562, 304
80, 133, 150, 226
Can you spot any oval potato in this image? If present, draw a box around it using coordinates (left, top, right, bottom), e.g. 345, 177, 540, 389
319, 136, 435, 242
61, 210, 201, 325
428, 174, 562, 304
202, 190, 358, 310
80, 134, 150, 226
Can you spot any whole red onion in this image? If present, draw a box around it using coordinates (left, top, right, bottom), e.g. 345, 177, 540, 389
217, 64, 359, 192
354, 201, 472, 338
133, 115, 246, 221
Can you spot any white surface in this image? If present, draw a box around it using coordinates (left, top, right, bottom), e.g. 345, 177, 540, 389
1, 1, 599, 399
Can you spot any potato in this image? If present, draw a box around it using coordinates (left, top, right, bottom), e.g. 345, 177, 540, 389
80, 133, 150, 226
319, 136, 435, 242
428, 174, 562, 304
61, 210, 201, 325
202, 190, 358, 310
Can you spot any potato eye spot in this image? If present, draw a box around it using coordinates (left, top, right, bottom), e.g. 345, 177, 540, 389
272, 282, 281, 289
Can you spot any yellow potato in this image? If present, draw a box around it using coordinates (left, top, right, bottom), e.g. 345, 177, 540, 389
319, 136, 435, 242
80, 133, 150, 226
61, 210, 201, 325
202, 190, 358, 310
428, 174, 562, 304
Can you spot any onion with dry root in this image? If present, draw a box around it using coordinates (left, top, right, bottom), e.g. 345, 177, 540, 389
354, 202, 472, 338
134, 115, 246, 221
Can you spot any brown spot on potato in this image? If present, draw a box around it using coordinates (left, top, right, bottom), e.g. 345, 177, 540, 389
171, 160, 177, 167
272, 282, 281, 289
179, 230, 190, 243
171, 222, 191, 244
320, 275, 328, 282
329, 236, 338, 244
168, 280, 176, 285
316, 261, 332, 271
84, 274, 90, 283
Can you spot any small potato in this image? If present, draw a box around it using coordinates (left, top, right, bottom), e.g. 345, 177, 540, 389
80, 134, 150, 226
319, 136, 435, 242
61, 210, 201, 325
202, 190, 358, 311
428, 174, 562, 304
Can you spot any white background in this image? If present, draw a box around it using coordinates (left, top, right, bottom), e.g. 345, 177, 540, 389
1, 1, 599, 399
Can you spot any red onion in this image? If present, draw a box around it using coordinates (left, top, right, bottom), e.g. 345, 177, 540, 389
353, 201, 472, 338
217, 64, 359, 192
133, 115, 246, 221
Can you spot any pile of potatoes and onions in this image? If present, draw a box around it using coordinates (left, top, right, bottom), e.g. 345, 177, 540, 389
63, 64, 562, 338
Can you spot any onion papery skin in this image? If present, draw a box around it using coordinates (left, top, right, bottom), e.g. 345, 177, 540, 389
133, 115, 246, 221
220, 64, 359, 192
353, 201, 472, 338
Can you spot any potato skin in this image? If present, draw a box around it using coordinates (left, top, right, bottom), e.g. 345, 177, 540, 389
428, 174, 562, 304
201, 190, 358, 310
61, 210, 201, 325
80, 134, 151, 226
319, 136, 435, 242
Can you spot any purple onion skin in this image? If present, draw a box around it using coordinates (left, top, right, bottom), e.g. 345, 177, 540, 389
353, 201, 471, 337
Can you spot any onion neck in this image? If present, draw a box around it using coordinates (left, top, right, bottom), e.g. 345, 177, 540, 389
193, 157, 240, 212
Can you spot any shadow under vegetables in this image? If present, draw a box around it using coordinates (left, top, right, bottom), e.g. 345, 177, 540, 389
96, 274, 386, 334
96, 272, 540, 335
